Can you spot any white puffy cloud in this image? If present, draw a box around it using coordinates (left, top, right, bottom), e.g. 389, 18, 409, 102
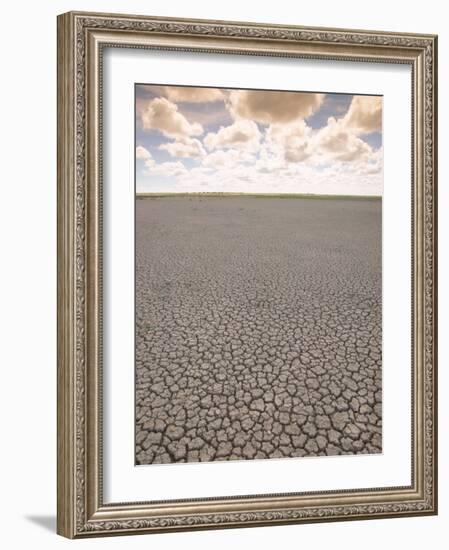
265, 120, 312, 162
265, 120, 309, 143
140, 97, 203, 138
139, 147, 382, 195
202, 148, 255, 169
168, 161, 382, 196
145, 160, 187, 177
360, 146, 383, 175
204, 120, 261, 151
159, 138, 205, 158
136, 147, 156, 171
315, 117, 373, 162
342, 95, 382, 134
162, 86, 224, 103
284, 142, 310, 163
228, 90, 324, 124
136, 145, 152, 160
262, 115, 376, 167
254, 155, 284, 174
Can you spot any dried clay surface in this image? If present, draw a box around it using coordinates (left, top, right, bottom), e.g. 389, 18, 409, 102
135, 197, 382, 464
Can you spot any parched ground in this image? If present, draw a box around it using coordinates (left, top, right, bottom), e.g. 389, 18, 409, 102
135, 196, 382, 465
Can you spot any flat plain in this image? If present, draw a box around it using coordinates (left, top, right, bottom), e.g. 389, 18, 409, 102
135, 196, 382, 464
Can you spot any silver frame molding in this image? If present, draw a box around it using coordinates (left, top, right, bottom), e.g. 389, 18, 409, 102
57, 11, 438, 538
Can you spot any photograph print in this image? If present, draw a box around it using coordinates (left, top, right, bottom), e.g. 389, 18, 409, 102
134, 84, 383, 466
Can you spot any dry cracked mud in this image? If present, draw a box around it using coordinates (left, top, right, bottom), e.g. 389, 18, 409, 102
135, 196, 382, 465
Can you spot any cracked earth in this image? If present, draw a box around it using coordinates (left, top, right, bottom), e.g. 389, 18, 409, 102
135, 197, 382, 464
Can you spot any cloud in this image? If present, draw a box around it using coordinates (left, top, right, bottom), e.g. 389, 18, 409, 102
136, 146, 157, 170
228, 90, 324, 124
204, 120, 261, 151
136, 88, 383, 196
315, 117, 372, 162
145, 160, 187, 177
201, 149, 255, 169
255, 155, 284, 174
138, 143, 382, 196
342, 95, 382, 134
260, 112, 380, 169
360, 146, 383, 175
168, 161, 382, 196
140, 97, 203, 138
284, 142, 311, 163
162, 86, 225, 103
265, 120, 312, 162
136, 145, 152, 160
159, 138, 205, 158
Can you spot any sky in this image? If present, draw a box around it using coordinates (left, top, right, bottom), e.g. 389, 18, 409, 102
135, 84, 383, 196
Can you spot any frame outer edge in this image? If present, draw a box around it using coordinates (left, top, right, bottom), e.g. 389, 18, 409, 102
57, 12, 77, 539
62, 10, 437, 40
432, 35, 439, 515
56, 10, 438, 537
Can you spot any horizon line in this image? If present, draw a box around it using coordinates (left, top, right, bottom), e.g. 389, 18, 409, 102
136, 192, 382, 200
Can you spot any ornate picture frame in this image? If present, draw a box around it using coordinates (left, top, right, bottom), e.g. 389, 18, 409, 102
57, 11, 437, 538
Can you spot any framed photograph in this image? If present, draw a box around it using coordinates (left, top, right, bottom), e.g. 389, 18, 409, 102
57, 11, 438, 538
